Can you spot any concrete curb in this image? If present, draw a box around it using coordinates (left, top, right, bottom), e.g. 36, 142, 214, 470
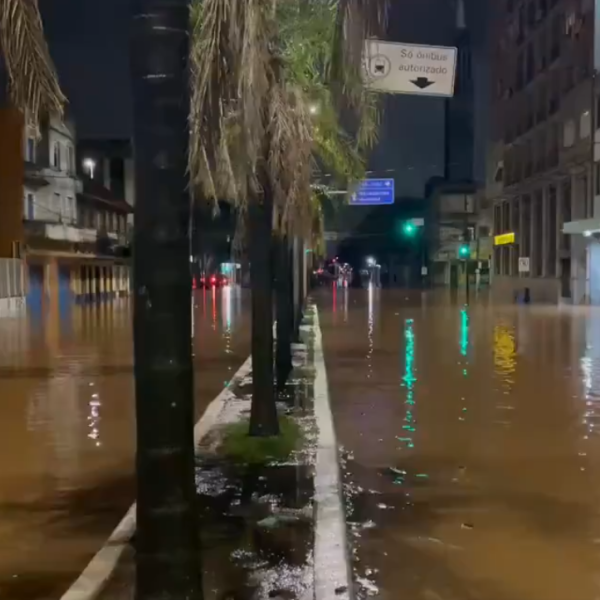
312, 306, 354, 600
59, 355, 253, 600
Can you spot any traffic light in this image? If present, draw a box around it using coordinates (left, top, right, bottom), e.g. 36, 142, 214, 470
458, 244, 470, 258
402, 221, 416, 236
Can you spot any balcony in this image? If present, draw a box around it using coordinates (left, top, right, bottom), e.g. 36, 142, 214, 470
25, 221, 98, 243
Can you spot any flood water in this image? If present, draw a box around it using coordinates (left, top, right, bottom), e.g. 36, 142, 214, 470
0, 288, 250, 599
318, 287, 600, 600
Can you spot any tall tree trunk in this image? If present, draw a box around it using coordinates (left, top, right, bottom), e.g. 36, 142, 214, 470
130, 2, 202, 599
292, 236, 302, 341
248, 183, 279, 436
275, 235, 293, 389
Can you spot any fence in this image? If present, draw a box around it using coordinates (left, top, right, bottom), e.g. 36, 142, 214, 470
0, 258, 25, 299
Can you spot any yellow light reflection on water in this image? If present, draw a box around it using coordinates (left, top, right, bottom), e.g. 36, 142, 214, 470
493, 324, 516, 378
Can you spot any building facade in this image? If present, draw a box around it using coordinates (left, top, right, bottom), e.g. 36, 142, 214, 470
0, 108, 132, 313
488, 0, 597, 303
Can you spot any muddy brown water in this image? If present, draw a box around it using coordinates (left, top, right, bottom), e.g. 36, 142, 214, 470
318, 288, 600, 600
0, 288, 250, 599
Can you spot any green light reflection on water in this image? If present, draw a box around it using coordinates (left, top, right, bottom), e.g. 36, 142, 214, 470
400, 318, 417, 449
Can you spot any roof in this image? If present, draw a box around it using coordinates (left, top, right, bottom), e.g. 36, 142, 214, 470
78, 177, 132, 214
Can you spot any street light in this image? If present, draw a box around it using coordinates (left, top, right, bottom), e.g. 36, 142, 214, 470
83, 158, 96, 179
366, 256, 376, 267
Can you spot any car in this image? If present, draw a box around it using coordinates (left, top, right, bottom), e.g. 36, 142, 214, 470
200, 274, 228, 288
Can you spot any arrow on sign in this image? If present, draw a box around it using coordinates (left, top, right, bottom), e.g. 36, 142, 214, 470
410, 77, 434, 89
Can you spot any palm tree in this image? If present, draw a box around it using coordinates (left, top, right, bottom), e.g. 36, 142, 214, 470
129, 1, 202, 599
0, 0, 65, 120
189, 0, 386, 435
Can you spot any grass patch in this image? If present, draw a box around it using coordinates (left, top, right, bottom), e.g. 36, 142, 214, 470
219, 417, 302, 465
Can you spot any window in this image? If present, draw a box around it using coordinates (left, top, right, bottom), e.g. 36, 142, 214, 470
537, 29, 548, 71
54, 193, 61, 220
68, 146, 75, 174
535, 130, 547, 172
563, 119, 576, 147
565, 10, 577, 36
494, 204, 502, 235
70, 201, 75, 222
494, 160, 504, 183
549, 72, 559, 114
53, 142, 61, 169
547, 185, 557, 277
527, 2, 536, 28
516, 53, 525, 90
24, 193, 34, 220
580, 110, 591, 138
550, 13, 562, 60
26, 138, 35, 163
526, 93, 534, 130
536, 82, 547, 123
563, 65, 575, 93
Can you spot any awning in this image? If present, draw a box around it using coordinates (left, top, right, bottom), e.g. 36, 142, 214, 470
562, 218, 600, 236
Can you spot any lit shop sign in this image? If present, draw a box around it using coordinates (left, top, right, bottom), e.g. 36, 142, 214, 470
494, 232, 515, 246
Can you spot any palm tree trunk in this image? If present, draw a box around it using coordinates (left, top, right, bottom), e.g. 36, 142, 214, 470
248, 180, 279, 436
129, 2, 202, 599
292, 236, 302, 341
275, 235, 293, 389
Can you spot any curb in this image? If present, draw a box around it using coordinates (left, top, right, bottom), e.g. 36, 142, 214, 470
312, 306, 354, 600
59, 355, 253, 600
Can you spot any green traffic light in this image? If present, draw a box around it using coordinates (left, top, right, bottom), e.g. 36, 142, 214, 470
458, 245, 469, 258
402, 222, 416, 236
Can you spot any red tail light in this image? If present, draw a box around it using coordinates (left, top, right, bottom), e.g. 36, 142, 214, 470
211, 276, 216, 283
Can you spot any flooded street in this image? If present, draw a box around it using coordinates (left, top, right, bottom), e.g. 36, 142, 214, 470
0, 288, 250, 599
318, 287, 600, 600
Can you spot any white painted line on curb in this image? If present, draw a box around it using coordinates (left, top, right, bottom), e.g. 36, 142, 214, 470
312, 306, 353, 600
59, 355, 253, 600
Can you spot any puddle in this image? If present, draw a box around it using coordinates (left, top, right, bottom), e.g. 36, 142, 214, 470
197, 461, 314, 600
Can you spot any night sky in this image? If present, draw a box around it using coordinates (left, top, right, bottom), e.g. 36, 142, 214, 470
40, 0, 486, 197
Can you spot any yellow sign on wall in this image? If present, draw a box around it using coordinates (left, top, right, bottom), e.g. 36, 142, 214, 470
494, 232, 515, 246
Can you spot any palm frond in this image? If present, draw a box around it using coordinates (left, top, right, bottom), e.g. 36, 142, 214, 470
0, 0, 65, 124
189, 0, 272, 210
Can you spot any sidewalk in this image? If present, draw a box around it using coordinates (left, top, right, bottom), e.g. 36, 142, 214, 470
62, 303, 350, 600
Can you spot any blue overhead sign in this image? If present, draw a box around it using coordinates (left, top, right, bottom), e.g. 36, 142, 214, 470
350, 179, 395, 205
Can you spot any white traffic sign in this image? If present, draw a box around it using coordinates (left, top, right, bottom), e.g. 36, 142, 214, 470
364, 40, 457, 97
518, 257, 530, 273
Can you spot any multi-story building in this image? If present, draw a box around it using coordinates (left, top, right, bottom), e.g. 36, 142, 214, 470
23, 115, 79, 226
488, 0, 597, 303
0, 107, 132, 313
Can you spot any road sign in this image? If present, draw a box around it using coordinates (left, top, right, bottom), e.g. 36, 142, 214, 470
363, 41, 457, 96
518, 257, 530, 273
364, 40, 457, 97
350, 179, 395, 205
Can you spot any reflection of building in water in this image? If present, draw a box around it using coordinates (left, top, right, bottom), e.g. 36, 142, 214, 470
26, 369, 84, 491
0, 317, 29, 366
583, 315, 600, 398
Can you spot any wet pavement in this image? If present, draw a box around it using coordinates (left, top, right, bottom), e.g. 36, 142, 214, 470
0, 287, 250, 599
317, 287, 600, 600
